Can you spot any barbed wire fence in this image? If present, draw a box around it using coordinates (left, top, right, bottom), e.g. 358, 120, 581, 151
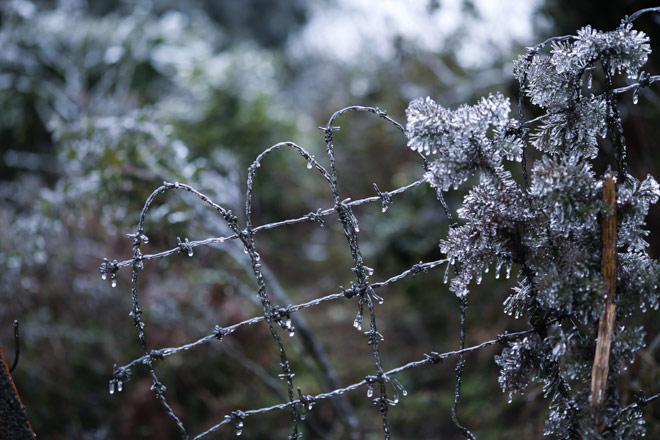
102, 10, 660, 439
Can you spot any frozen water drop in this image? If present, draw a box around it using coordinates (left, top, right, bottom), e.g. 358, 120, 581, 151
142, 235, 149, 244
367, 385, 373, 398
285, 319, 292, 328
307, 402, 313, 411
255, 253, 260, 261
381, 205, 389, 213
109, 381, 115, 395
188, 248, 194, 257
587, 71, 593, 89
353, 318, 362, 331
174, 181, 180, 188
306, 160, 313, 170
236, 429, 242, 436
256, 162, 261, 168
117, 380, 123, 392
102, 273, 107, 281
111, 278, 117, 288
237, 420, 244, 429
243, 248, 248, 254
402, 389, 407, 396
289, 330, 295, 337
633, 89, 639, 104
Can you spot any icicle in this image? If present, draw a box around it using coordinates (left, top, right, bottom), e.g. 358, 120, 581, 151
353, 310, 363, 331
587, 70, 593, 89
367, 383, 374, 398
371, 290, 384, 305
109, 380, 115, 395
117, 380, 123, 392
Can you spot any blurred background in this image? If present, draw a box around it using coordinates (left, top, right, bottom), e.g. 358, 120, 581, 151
1, 0, 659, 438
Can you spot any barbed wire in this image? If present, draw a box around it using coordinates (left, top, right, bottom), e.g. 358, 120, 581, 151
103, 10, 660, 439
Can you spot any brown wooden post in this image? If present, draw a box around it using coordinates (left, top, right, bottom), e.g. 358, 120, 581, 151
590, 174, 617, 408
0, 345, 36, 439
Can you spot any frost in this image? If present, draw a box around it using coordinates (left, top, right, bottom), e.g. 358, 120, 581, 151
406, 93, 518, 192
407, 15, 658, 435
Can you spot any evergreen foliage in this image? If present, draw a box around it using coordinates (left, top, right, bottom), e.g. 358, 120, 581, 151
407, 14, 660, 438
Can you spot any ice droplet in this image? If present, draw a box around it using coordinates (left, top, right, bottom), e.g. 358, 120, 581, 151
285, 319, 292, 328
102, 273, 107, 280
142, 234, 149, 244
288, 330, 295, 337
236, 429, 242, 436
306, 160, 313, 170
367, 385, 374, 398
382, 205, 389, 213
353, 317, 362, 331
109, 380, 115, 395
243, 248, 248, 254
237, 420, 244, 429
117, 380, 123, 392
587, 70, 593, 89
256, 162, 261, 168
633, 89, 639, 104
111, 278, 117, 288
188, 248, 194, 257
365, 266, 374, 276
174, 181, 180, 188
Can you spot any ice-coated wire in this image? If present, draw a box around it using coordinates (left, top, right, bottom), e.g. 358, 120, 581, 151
104, 9, 660, 437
